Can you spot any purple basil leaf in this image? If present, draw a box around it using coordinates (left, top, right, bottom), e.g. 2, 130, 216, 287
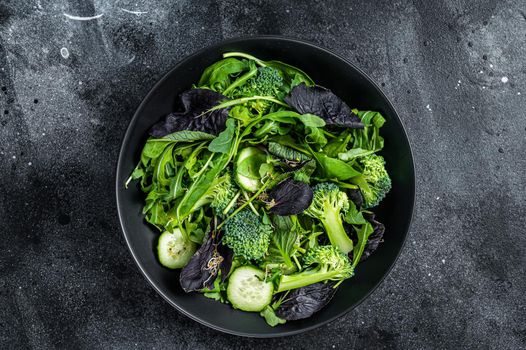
268, 178, 313, 216
276, 282, 337, 320
360, 212, 385, 262
180, 230, 231, 292
284, 83, 364, 129
150, 89, 230, 137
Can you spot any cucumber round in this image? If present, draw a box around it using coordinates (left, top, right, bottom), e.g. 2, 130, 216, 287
157, 229, 196, 269
227, 266, 273, 312
234, 147, 267, 192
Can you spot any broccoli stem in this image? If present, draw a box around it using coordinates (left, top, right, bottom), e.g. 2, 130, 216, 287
277, 270, 341, 292
320, 204, 354, 254
223, 52, 267, 66
222, 65, 258, 95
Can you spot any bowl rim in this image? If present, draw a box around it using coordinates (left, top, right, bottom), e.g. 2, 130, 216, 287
115, 35, 416, 338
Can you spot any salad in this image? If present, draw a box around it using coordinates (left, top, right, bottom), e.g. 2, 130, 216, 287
126, 52, 390, 326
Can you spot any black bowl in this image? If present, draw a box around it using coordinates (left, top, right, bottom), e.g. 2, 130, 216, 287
116, 36, 415, 337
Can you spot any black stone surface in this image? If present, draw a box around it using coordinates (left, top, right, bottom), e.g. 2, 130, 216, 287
1, 1, 525, 348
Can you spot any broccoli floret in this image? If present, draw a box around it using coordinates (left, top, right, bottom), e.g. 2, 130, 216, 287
210, 174, 239, 216
240, 67, 284, 114
350, 154, 391, 208
303, 183, 354, 253
276, 245, 353, 292
222, 210, 272, 260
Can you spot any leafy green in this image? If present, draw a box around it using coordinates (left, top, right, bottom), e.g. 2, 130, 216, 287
160, 130, 215, 142
208, 118, 237, 154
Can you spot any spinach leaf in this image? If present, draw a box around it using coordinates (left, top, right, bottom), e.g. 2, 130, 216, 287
312, 152, 361, 180
208, 118, 236, 154
285, 84, 364, 128
298, 113, 326, 127
198, 58, 248, 92
150, 89, 230, 137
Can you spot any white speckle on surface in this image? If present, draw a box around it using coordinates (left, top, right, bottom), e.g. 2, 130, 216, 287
426, 104, 432, 111
12, 155, 16, 159
442, 259, 446, 264
436, 196, 440, 200
63, 13, 103, 21
28, 162, 32, 166
428, 273, 431, 276
479, 70, 483, 74
60, 47, 69, 59
79, 81, 83, 85
489, 64, 494, 68
42, 132, 46, 136
286, 9, 290, 13
201, 26, 205, 30
501, 76, 508, 83
120, 8, 148, 15
482, 86, 486, 89
518, 92, 521, 95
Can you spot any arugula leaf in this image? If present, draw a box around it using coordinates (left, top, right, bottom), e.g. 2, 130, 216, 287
208, 119, 236, 154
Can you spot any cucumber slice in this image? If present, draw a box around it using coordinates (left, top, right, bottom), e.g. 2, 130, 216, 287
234, 147, 267, 192
157, 229, 196, 269
227, 266, 273, 312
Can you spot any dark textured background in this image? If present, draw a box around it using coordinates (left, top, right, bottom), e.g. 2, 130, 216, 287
1, 0, 525, 349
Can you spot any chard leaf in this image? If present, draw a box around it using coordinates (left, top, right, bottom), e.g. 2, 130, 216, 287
208, 118, 236, 154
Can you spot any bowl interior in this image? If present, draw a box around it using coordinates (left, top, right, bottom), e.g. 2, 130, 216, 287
116, 37, 414, 337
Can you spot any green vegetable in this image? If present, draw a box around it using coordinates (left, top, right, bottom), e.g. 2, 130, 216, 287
227, 266, 274, 312
349, 154, 392, 208
223, 210, 272, 261
276, 245, 353, 292
157, 229, 197, 269
351, 110, 386, 151
261, 215, 303, 274
127, 51, 391, 325
303, 183, 354, 253
234, 147, 272, 192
